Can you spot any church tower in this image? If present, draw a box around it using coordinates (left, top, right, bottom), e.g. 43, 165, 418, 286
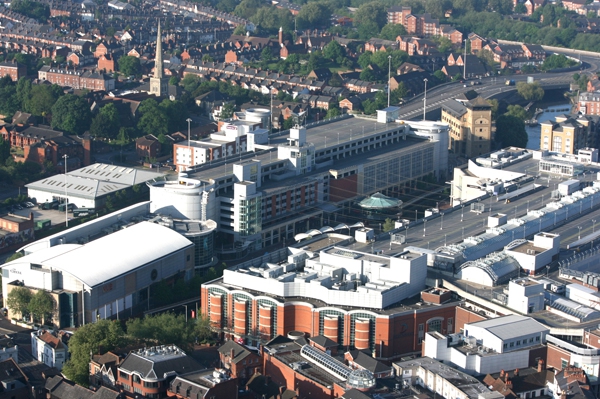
150, 21, 168, 97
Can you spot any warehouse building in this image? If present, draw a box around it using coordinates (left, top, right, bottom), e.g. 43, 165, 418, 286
3, 221, 194, 327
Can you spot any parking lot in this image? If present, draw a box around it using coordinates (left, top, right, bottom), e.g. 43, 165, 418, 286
8, 205, 81, 227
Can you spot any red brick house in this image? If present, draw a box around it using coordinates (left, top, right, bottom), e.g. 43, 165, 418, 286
167, 369, 238, 399
98, 54, 115, 73
136, 134, 162, 160
218, 341, 261, 380
0, 61, 26, 81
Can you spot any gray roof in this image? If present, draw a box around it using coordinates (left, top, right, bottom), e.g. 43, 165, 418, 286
26, 163, 164, 200
120, 350, 203, 380
466, 315, 547, 340
442, 99, 468, 118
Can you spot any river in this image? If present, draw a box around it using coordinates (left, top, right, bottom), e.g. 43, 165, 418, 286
524, 103, 573, 150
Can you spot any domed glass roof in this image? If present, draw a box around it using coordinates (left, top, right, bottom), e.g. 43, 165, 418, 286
347, 368, 375, 390
358, 192, 402, 209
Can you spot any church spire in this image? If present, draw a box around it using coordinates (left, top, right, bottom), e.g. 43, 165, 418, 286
155, 20, 163, 79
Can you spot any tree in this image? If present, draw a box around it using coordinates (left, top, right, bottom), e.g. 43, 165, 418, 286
234, 0, 264, 19
62, 320, 127, 386
379, 24, 406, 41
355, 2, 387, 31
169, 76, 180, 86
51, 94, 92, 135
514, 3, 526, 13
516, 82, 544, 101
326, 107, 340, 119
506, 104, 528, 121
0, 136, 9, 166
4, 252, 23, 263
29, 290, 55, 325
90, 103, 120, 139
360, 68, 376, 82
160, 99, 189, 133
323, 41, 344, 64
251, 7, 294, 33
10, 0, 49, 22
358, 52, 373, 69
488, 98, 500, 120
382, 218, 395, 232
28, 84, 61, 118
542, 54, 576, 70
260, 47, 273, 64
495, 114, 528, 148
297, 3, 331, 29
433, 36, 453, 54
126, 313, 195, 352
433, 70, 446, 81
137, 99, 169, 136
220, 103, 236, 120
194, 313, 216, 344
425, 0, 452, 18
118, 56, 141, 77
6, 286, 32, 320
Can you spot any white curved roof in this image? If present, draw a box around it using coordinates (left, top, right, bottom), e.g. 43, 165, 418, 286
9, 222, 192, 288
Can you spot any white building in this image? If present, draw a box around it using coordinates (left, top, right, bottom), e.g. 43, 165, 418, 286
216, 247, 427, 310
504, 233, 560, 274
394, 357, 490, 399
506, 278, 545, 314
25, 163, 164, 209
423, 315, 548, 375
3, 221, 194, 328
0, 336, 18, 364
31, 330, 68, 370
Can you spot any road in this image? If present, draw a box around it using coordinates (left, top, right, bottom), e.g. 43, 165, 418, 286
397, 52, 600, 121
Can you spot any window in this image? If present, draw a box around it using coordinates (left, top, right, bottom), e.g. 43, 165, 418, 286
427, 319, 442, 333
132, 375, 140, 383
119, 371, 129, 379
516, 340, 520, 345
144, 381, 159, 388
134, 387, 143, 395
510, 342, 514, 347
561, 359, 568, 369
536, 336, 540, 342
122, 384, 131, 392
552, 136, 562, 152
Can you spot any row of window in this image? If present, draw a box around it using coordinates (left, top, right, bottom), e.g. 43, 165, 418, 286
503, 336, 540, 349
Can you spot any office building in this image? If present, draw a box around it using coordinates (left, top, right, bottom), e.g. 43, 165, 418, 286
442, 97, 492, 159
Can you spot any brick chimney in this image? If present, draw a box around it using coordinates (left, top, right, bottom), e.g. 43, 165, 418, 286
514, 368, 519, 377
506, 379, 513, 389
500, 370, 505, 379
538, 359, 545, 372
561, 391, 567, 399
230, 348, 234, 361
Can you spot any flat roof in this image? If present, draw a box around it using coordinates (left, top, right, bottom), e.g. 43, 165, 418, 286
7, 221, 193, 288
466, 314, 547, 340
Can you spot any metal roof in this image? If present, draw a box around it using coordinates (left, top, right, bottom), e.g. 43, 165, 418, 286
466, 315, 547, 341
40, 222, 192, 288
25, 163, 164, 199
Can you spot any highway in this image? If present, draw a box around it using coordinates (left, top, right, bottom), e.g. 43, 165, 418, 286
397, 52, 600, 121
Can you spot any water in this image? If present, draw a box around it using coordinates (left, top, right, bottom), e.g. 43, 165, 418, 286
524, 103, 572, 150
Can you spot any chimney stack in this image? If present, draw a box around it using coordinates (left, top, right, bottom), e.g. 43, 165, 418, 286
500, 370, 505, 378
538, 359, 545, 373
514, 368, 519, 377
561, 391, 567, 399
230, 348, 234, 360
506, 379, 513, 389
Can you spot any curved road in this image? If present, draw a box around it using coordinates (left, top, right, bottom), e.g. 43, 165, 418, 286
398, 52, 600, 121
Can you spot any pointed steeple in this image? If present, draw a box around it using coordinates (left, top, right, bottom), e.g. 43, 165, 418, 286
155, 20, 163, 79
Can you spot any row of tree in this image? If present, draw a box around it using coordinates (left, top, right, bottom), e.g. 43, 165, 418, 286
62, 314, 214, 386
6, 287, 55, 325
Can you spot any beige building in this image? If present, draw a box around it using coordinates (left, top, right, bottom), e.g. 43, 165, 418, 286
441, 97, 492, 159
540, 114, 597, 154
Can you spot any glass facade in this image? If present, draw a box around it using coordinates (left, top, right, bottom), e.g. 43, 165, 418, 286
350, 313, 376, 350
238, 197, 262, 237
318, 310, 345, 345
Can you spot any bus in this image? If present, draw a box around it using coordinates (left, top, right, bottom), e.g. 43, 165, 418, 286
73, 208, 95, 217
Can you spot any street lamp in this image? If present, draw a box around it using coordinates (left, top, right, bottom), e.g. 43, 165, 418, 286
461, 205, 464, 222
423, 219, 427, 237
527, 200, 530, 212
594, 219, 597, 233
440, 213, 444, 230
462, 226, 465, 240
463, 39, 468, 79
387, 55, 392, 108
423, 78, 428, 121
186, 117, 192, 167
578, 226, 582, 240
183, 304, 188, 323
63, 154, 68, 227
546, 265, 550, 278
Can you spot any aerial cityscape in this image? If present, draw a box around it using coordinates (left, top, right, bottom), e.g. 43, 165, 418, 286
3, 0, 600, 398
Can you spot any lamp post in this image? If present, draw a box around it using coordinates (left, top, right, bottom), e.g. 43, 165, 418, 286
183, 304, 188, 323
63, 154, 68, 227
461, 205, 464, 222
186, 117, 192, 167
423, 219, 427, 237
423, 78, 428, 121
387, 55, 392, 108
527, 200, 530, 212
462, 226, 465, 240
463, 39, 468, 80
546, 265, 550, 278
578, 226, 582, 240
440, 213, 444, 230
594, 219, 597, 233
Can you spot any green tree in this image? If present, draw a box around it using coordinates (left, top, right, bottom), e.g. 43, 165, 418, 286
4, 252, 23, 263
194, 313, 216, 344
433, 36, 453, 54
379, 24, 406, 41
355, 2, 387, 31
137, 99, 168, 136
220, 103, 236, 120
358, 52, 373, 69
0, 136, 9, 166
28, 84, 61, 118
514, 3, 526, 13
323, 41, 344, 64
90, 103, 120, 139
297, 2, 331, 29
126, 313, 195, 352
62, 320, 127, 386
10, 0, 49, 22
234, 0, 264, 19
488, 98, 500, 120
261, 47, 273, 63
51, 94, 92, 135
506, 104, 528, 121
425, 0, 452, 18
16, 77, 32, 111
251, 7, 294, 33
233, 25, 246, 35
382, 218, 395, 232
495, 114, 528, 148
6, 286, 32, 320
169, 76, 180, 86
118, 56, 141, 77
160, 99, 188, 133
433, 70, 446, 81
326, 107, 340, 119
201, 54, 214, 62
29, 290, 55, 325
542, 54, 576, 70
516, 82, 544, 102
360, 68, 376, 82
